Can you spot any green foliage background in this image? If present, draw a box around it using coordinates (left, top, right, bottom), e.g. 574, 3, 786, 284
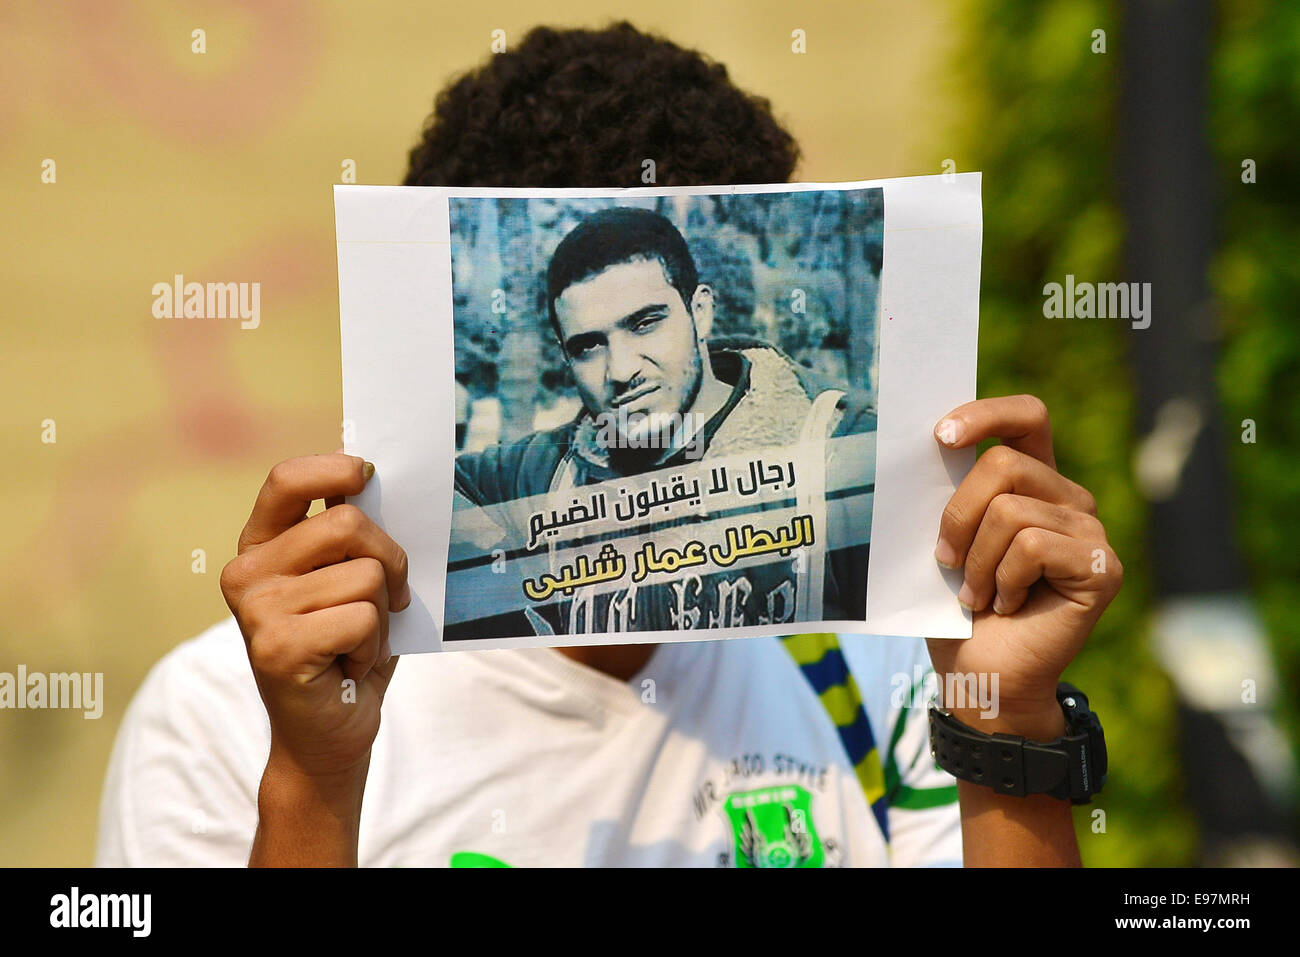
953, 0, 1299, 865
1212, 1, 1300, 744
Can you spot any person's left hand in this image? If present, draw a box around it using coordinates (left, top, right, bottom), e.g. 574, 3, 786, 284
925, 395, 1123, 740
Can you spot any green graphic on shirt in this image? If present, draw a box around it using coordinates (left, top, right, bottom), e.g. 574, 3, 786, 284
450, 851, 513, 868
724, 784, 823, 868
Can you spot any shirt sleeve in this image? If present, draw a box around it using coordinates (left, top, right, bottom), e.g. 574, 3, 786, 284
94, 619, 269, 867
838, 633, 963, 867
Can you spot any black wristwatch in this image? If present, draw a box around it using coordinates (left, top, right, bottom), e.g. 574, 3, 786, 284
927, 683, 1107, 804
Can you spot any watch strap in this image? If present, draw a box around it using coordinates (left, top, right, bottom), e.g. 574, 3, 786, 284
927, 682, 1106, 804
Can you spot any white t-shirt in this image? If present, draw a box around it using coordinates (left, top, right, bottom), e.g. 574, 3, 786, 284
95, 619, 961, 868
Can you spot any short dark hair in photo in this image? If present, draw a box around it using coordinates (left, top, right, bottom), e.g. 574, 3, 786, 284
546, 207, 700, 346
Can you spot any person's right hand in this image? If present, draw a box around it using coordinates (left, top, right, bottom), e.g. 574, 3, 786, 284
219, 453, 410, 786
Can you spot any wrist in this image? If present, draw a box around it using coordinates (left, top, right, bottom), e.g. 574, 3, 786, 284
945, 702, 1067, 743
253, 748, 370, 867
261, 748, 370, 808
933, 677, 1065, 742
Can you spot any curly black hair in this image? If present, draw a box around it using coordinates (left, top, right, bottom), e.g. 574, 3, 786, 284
403, 21, 800, 188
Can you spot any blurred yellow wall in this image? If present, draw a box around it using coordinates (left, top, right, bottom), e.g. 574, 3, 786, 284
0, 0, 958, 865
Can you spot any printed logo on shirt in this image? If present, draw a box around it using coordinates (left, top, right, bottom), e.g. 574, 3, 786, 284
724, 784, 824, 868
450, 851, 512, 868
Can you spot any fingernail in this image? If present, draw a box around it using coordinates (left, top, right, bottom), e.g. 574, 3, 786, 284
935, 418, 963, 446
957, 582, 975, 610
399, 581, 412, 609
992, 596, 1009, 615
362, 461, 375, 481
935, 538, 959, 569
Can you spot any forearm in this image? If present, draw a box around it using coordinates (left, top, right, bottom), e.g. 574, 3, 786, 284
250, 752, 368, 867
948, 704, 1082, 867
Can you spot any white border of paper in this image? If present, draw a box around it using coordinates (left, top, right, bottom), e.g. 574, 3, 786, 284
335, 173, 979, 654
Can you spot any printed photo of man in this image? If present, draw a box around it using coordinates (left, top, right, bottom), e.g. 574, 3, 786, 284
447, 203, 878, 641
